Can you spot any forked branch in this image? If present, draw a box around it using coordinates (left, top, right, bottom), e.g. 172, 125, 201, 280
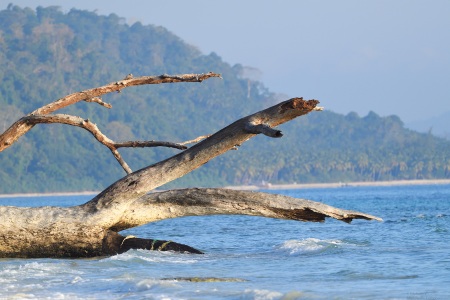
86, 97, 324, 208
0, 72, 221, 173
20, 114, 211, 174
33, 72, 222, 116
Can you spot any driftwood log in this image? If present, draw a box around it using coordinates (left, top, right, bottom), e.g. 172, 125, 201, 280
0, 73, 381, 258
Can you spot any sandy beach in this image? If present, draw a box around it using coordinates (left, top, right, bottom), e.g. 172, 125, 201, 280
2, 179, 450, 198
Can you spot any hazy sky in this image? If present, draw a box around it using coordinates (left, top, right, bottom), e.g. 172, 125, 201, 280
3, 1, 450, 123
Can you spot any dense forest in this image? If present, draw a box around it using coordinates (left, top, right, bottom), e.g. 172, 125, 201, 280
1, 5, 449, 193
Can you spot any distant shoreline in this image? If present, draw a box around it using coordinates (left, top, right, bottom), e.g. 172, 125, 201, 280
224, 179, 450, 191
1, 179, 450, 198
0, 191, 99, 198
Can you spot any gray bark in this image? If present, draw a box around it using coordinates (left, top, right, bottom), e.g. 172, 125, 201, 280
0, 73, 382, 258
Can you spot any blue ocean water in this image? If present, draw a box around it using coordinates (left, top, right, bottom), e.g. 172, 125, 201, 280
0, 184, 449, 299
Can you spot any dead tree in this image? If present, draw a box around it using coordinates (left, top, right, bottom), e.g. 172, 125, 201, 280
0, 73, 381, 258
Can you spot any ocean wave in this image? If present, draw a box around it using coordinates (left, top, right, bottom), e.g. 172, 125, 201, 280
335, 270, 419, 280
276, 238, 353, 255
241, 289, 313, 300
384, 212, 448, 224
104, 249, 199, 264
0, 261, 90, 299
0, 261, 83, 281
5, 292, 88, 300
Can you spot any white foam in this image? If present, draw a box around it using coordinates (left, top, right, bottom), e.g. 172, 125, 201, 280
0, 261, 82, 282
242, 289, 283, 300
136, 278, 180, 291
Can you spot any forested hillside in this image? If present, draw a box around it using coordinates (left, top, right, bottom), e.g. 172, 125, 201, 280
1, 5, 449, 193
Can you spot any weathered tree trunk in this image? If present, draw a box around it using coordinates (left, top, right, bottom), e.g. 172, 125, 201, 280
0, 73, 382, 258
0, 188, 380, 258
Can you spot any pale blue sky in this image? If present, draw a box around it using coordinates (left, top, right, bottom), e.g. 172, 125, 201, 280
3, 1, 450, 126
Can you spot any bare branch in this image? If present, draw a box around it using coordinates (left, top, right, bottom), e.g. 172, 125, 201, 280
111, 149, 132, 174
179, 134, 212, 146
0, 72, 221, 153
95, 188, 382, 231
20, 114, 188, 174
34, 72, 222, 116
87, 98, 322, 208
115, 140, 187, 150
117, 235, 203, 254
84, 97, 112, 109
244, 123, 283, 137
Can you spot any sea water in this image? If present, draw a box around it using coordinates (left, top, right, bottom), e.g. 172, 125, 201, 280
0, 185, 449, 299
